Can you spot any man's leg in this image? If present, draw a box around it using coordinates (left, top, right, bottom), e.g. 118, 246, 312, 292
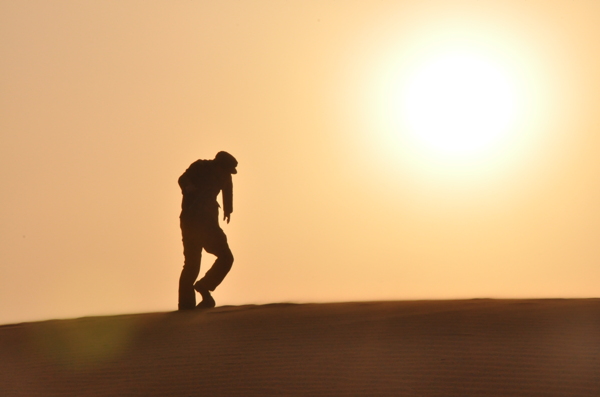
194, 227, 233, 307
178, 218, 203, 310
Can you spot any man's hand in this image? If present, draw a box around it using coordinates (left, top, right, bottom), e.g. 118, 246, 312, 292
224, 213, 231, 224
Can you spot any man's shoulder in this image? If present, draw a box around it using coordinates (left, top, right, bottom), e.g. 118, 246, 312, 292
190, 158, 211, 166
187, 159, 214, 171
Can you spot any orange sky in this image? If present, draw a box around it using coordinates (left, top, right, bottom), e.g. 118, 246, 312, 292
1, 1, 600, 325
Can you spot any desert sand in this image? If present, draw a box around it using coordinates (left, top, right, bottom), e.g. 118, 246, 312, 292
1, 299, 599, 396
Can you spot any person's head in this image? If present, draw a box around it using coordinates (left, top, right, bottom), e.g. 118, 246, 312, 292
214, 151, 238, 174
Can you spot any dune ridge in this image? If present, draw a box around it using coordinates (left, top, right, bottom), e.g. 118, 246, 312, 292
1, 299, 599, 396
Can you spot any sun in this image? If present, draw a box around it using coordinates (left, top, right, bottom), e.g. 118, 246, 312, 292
343, 23, 553, 188
400, 52, 519, 159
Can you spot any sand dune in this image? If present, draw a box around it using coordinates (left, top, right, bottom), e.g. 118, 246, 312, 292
1, 299, 599, 396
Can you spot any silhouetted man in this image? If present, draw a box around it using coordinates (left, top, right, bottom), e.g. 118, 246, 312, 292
178, 151, 238, 310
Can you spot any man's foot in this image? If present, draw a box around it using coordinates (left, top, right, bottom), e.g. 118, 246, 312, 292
194, 281, 216, 309
196, 296, 216, 309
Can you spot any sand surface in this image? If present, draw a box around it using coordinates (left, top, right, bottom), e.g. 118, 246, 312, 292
1, 299, 599, 396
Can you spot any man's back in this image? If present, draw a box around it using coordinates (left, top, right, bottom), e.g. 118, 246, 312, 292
178, 159, 232, 216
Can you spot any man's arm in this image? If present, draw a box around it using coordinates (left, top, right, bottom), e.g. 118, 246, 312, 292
222, 173, 233, 223
178, 161, 202, 194
178, 173, 197, 194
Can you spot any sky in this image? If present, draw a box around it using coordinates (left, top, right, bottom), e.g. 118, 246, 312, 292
1, 1, 600, 325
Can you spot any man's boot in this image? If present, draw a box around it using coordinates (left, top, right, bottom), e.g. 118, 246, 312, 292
194, 280, 216, 309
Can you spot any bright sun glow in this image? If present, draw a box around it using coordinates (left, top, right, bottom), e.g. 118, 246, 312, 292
364, 40, 544, 186
401, 53, 518, 158
349, 22, 554, 189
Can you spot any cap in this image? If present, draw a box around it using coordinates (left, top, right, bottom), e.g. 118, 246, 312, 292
214, 151, 238, 174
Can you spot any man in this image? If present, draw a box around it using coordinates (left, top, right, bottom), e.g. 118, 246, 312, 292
178, 151, 238, 310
